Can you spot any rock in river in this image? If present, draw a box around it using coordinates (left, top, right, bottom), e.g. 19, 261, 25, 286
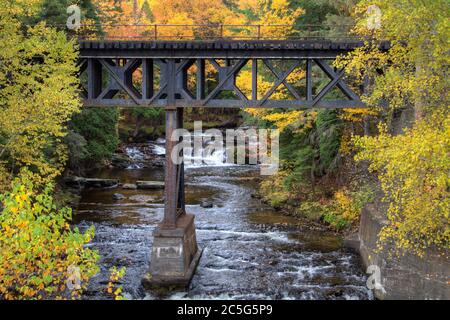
113, 193, 125, 201
65, 177, 119, 189
111, 153, 132, 169
136, 181, 165, 190
122, 183, 138, 190
200, 200, 214, 208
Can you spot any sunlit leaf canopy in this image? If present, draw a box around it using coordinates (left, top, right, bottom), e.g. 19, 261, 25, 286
85, 0, 304, 40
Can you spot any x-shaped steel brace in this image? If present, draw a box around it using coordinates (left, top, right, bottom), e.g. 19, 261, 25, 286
98, 58, 142, 104
202, 59, 249, 105
258, 60, 301, 106
313, 59, 360, 106
263, 60, 302, 100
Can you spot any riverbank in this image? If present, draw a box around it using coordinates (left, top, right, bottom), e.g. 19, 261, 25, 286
254, 177, 450, 300
253, 176, 375, 238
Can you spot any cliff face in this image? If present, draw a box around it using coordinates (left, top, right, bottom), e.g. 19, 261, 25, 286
358, 204, 450, 300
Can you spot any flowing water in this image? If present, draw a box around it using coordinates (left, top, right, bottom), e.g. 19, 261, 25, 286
74, 143, 372, 300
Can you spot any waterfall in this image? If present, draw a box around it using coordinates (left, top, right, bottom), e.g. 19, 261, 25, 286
125, 147, 145, 169
151, 144, 166, 156
150, 139, 233, 168
124, 137, 237, 170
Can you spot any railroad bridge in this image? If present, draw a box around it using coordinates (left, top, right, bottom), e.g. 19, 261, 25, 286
78, 39, 386, 287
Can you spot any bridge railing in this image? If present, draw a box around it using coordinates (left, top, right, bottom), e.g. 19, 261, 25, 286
62, 24, 360, 41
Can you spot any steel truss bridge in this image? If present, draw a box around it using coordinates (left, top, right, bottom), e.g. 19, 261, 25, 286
77, 39, 388, 287
78, 40, 391, 109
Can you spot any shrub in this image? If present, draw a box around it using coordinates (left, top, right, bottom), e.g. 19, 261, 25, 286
260, 170, 290, 207
69, 108, 119, 165
334, 187, 375, 223
106, 266, 127, 300
0, 172, 99, 299
320, 187, 374, 230
323, 210, 349, 230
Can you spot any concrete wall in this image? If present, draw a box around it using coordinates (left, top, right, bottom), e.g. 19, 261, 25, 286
358, 204, 450, 300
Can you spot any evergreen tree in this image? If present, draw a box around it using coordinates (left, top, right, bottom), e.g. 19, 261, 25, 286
140, 0, 154, 22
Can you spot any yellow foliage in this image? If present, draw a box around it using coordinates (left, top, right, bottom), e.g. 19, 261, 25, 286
147, 0, 246, 39
259, 170, 290, 207
106, 266, 127, 300
0, 173, 99, 300
0, 5, 81, 191
239, 0, 304, 38
1, 0, 41, 16
340, 108, 378, 122
334, 190, 360, 222
336, 0, 449, 113
262, 111, 303, 131
338, 0, 450, 255
354, 111, 450, 256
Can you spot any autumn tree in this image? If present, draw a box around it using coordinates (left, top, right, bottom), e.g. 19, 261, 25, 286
91, 0, 152, 39
238, 0, 304, 37
0, 0, 100, 300
0, 172, 99, 300
338, 0, 450, 255
0, 0, 81, 191
26, 0, 100, 27
147, 0, 245, 39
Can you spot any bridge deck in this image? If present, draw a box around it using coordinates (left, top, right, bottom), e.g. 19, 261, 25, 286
79, 40, 390, 58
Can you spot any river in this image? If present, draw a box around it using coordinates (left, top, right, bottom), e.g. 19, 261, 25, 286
74, 143, 372, 300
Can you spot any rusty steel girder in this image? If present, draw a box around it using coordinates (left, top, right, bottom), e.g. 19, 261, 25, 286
78, 40, 390, 109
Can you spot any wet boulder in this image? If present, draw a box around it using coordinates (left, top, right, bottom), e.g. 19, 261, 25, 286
128, 194, 162, 203
122, 183, 138, 190
200, 200, 213, 208
149, 158, 165, 168
111, 153, 132, 169
268, 259, 279, 266
113, 193, 125, 201
86, 178, 119, 188
64, 176, 86, 189
64, 177, 119, 189
136, 181, 165, 190
94, 178, 119, 188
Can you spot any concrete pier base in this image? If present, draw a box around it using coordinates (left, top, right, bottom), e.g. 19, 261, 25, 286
143, 214, 202, 288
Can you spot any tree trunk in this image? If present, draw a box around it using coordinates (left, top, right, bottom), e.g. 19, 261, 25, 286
133, 115, 144, 139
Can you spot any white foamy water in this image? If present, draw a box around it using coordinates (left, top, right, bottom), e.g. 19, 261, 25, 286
151, 143, 166, 155
78, 146, 370, 300
125, 147, 144, 160
151, 142, 235, 168
125, 147, 145, 169
184, 147, 234, 168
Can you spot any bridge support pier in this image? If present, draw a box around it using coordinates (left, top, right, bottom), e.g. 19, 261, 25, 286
143, 106, 202, 289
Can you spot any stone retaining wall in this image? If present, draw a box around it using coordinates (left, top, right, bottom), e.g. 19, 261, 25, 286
358, 204, 450, 300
